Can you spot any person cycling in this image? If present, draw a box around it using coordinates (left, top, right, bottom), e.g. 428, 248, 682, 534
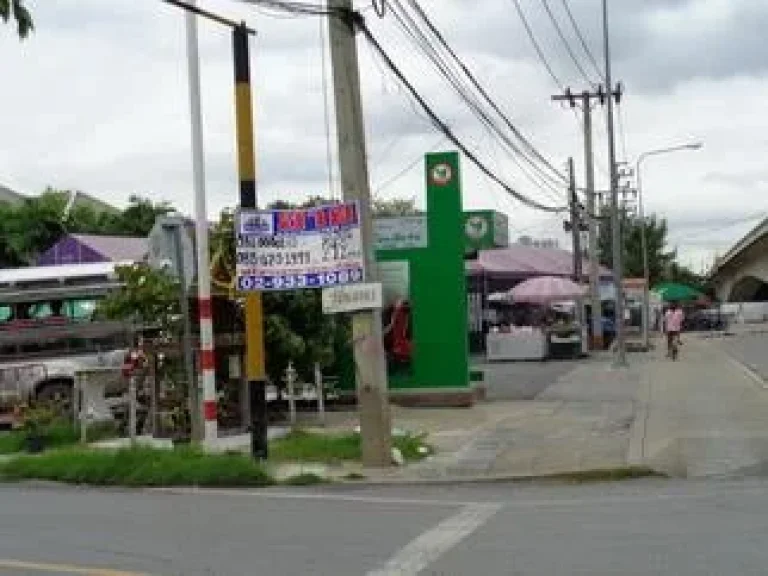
664, 302, 684, 359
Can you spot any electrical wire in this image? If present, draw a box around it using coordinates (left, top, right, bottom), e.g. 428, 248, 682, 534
358, 18, 565, 212
374, 135, 447, 193
401, 0, 568, 186
559, 0, 604, 81
384, 0, 568, 204
539, 0, 596, 86
510, 0, 565, 90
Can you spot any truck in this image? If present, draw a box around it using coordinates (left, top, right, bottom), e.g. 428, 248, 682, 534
0, 261, 132, 427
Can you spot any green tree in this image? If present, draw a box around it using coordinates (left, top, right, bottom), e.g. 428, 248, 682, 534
598, 209, 676, 288
0, 0, 33, 39
0, 191, 172, 267
97, 263, 180, 333
373, 197, 420, 217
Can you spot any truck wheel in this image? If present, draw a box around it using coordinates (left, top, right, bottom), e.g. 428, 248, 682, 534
36, 381, 74, 419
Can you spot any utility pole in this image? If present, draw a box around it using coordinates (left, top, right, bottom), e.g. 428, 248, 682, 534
184, 1, 217, 443
232, 23, 268, 459
328, 1, 392, 467
552, 89, 617, 350
602, 0, 627, 367
566, 157, 582, 283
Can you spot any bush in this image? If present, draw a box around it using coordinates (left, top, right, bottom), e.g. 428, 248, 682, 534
0, 420, 119, 455
0, 446, 274, 487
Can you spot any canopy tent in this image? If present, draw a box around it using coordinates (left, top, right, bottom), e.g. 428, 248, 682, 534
653, 282, 706, 303
466, 245, 612, 281
510, 276, 587, 304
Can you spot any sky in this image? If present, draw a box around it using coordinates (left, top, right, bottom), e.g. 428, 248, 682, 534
1, 0, 767, 272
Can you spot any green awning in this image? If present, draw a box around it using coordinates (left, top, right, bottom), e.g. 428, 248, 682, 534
652, 282, 703, 302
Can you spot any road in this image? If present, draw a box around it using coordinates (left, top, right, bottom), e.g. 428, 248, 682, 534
714, 332, 768, 380
4, 479, 768, 575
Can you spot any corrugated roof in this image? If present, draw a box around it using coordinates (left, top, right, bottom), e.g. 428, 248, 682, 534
465, 245, 612, 279
0, 261, 131, 286
72, 234, 148, 263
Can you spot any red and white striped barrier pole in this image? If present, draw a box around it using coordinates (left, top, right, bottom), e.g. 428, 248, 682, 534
185, 3, 217, 445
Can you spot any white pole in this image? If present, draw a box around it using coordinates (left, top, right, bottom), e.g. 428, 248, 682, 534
185, 5, 217, 446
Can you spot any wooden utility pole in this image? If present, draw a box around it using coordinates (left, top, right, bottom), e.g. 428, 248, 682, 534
328, 1, 392, 467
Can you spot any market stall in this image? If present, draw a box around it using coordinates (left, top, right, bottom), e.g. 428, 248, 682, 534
485, 276, 588, 361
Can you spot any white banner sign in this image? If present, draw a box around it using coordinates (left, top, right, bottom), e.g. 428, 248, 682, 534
236, 203, 365, 292
373, 216, 428, 250
322, 282, 383, 314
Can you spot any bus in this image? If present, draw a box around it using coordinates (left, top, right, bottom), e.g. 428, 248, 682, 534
0, 261, 132, 425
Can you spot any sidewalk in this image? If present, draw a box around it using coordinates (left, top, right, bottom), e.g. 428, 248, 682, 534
629, 335, 768, 478
275, 355, 646, 483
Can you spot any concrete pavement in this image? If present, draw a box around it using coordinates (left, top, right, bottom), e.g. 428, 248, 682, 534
629, 334, 768, 478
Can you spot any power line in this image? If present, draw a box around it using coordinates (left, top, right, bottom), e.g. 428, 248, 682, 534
539, 0, 596, 86
356, 16, 565, 212
510, 0, 565, 90
559, 0, 604, 81
400, 0, 568, 185
374, 135, 447, 192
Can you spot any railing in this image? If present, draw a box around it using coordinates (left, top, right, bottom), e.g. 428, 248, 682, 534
0, 364, 48, 405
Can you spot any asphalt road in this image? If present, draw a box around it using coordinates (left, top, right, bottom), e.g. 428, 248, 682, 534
715, 332, 768, 380
475, 358, 580, 400
4, 478, 768, 575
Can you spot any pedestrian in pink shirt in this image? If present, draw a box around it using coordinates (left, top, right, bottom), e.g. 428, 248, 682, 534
664, 303, 684, 358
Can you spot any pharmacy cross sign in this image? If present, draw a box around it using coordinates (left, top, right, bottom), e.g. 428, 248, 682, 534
430, 162, 453, 186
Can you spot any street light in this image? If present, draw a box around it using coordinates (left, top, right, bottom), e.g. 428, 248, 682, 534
636, 142, 703, 349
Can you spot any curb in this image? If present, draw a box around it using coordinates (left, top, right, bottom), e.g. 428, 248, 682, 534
335, 466, 665, 488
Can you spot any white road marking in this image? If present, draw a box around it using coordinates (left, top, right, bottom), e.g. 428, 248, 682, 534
151, 484, 768, 510
150, 486, 479, 507
366, 503, 503, 576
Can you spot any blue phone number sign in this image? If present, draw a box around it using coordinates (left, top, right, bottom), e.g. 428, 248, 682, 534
235, 203, 365, 292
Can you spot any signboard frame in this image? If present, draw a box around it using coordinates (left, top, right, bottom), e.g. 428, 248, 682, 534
235, 202, 365, 292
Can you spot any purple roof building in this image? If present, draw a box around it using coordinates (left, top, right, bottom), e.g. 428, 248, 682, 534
36, 234, 148, 266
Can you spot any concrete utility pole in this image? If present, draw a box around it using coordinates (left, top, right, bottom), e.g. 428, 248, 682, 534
184, 1, 217, 442
328, 1, 392, 467
551, 89, 617, 349
582, 100, 602, 349
567, 157, 582, 283
601, 0, 627, 367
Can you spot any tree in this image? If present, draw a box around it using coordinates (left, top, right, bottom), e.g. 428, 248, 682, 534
598, 209, 676, 288
0, 191, 172, 267
0, 0, 33, 39
97, 263, 180, 333
373, 197, 420, 217
209, 199, 356, 384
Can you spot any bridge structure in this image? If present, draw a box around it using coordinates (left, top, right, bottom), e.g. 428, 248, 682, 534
710, 217, 768, 302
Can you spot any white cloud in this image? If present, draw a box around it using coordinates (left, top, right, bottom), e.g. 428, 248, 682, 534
0, 0, 765, 267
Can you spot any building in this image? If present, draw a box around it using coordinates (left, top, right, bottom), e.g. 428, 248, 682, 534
36, 234, 148, 266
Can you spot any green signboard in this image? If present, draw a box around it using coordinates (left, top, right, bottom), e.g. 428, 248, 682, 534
337, 151, 472, 405
463, 210, 509, 252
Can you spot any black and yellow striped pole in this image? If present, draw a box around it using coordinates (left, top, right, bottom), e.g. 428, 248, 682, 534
233, 22, 268, 459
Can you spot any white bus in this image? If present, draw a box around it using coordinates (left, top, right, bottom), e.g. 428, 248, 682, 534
0, 261, 132, 425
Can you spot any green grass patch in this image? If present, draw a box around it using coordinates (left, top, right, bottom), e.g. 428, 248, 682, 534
0, 446, 274, 487
529, 466, 666, 484
268, 429, 432, 464
0, 421, 119, 455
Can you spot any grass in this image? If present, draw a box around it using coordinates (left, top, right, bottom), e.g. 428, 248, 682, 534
525, 466, 665, 485
0, 446, 275, 487
0, 421, 119, 455
269, 429, 433, 464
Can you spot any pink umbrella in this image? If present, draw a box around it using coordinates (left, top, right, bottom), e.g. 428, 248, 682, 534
510, 276, 587, 304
